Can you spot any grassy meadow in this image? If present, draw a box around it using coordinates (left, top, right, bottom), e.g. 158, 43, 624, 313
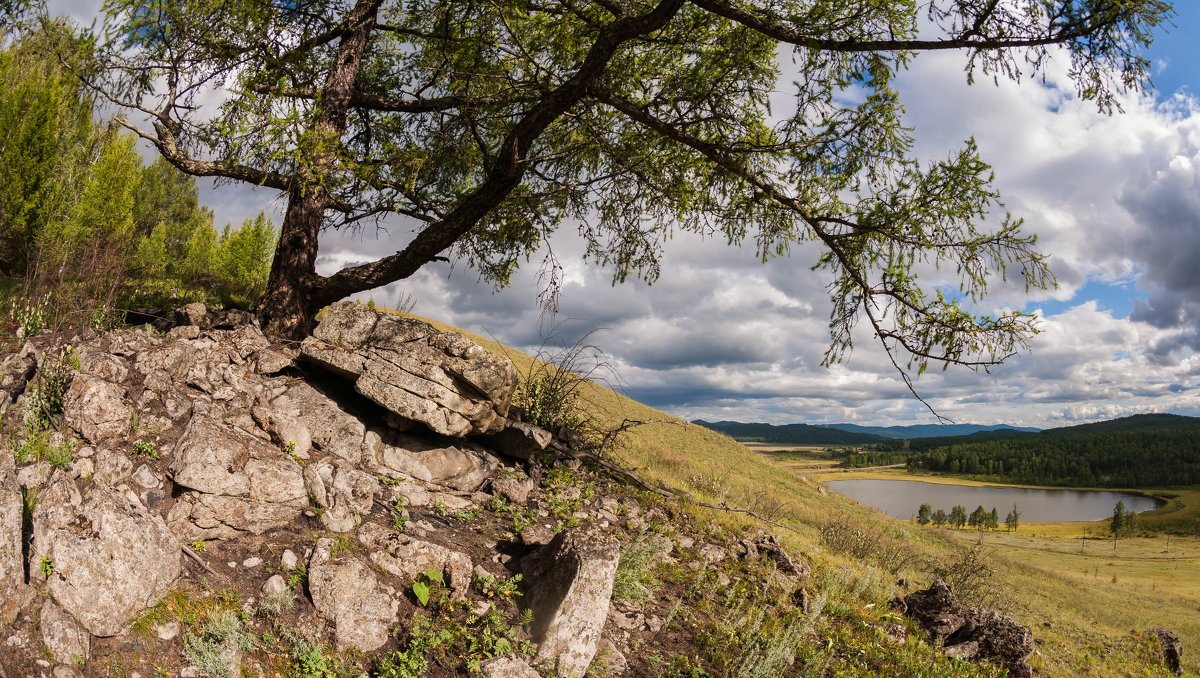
418, 312, 1195, 676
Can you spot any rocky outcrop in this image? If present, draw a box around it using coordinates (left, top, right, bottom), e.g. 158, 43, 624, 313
62, 374, 132, 444
371, 431, 499, 492
358, 523, 474, 594
0, 451, 24, 625
307, 537, 399, 652
303, 459, 378, 533
167, 415, 307, 540
893, 580, 1033, 678
476, 420, 552, 460
1152, 628, 1184, 676
32, 477, 180, 637
301, 302, 517, 437
522, 524, 621, 677
40, 600, 90, 665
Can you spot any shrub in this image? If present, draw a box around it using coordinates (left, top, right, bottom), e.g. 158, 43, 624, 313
613, 534, 671, 604
182, 610, 253, 678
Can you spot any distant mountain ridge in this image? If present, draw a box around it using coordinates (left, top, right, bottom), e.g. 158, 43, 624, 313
690, 420, 889, 444
820, 422, 1041, 439
692, 419, 1039, 444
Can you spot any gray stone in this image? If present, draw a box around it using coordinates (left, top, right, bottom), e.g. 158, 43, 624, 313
175, 303, 209, 328
595, 639, 628, 675
491, 475, 536, 505
480, 656, 540, 678
374, 432, 499, 492
303, 460, 378, 533
32, 477, 180, 637
893, 580, 1033, 678
301, 301, 516, 438
0, 345, 36, 403
268, 383, 366, 464
476, 420, 552, 460
39, 600, 89, 665
262, 575, 287, 598
1152, 628, 1183, 676
0, 453, 25, 625
63, 375, 133, 444
307, 538, 398, 652
92, 450, 133, 486
357, 523, 473, 594
281, 550, 298, 571
166, 415, 306, 540
522, 524, 620, 676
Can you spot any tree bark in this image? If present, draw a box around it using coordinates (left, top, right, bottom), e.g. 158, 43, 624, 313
256, 0, 384, 339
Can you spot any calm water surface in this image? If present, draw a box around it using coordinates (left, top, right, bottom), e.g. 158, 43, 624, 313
825, 479, 1162, 522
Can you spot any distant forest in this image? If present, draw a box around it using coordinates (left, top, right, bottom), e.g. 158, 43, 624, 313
691, 420, 888, 445
899, 414, 1200, 487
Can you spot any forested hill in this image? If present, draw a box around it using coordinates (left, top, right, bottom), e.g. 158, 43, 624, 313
821, 422, 1040, 439
902, 414, 1200, 487
692, 420, 890, 445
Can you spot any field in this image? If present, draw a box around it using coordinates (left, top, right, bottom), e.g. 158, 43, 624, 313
419, 312, 1195, 675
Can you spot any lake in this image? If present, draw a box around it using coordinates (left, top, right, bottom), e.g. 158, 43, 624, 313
825, 478, 1163, 522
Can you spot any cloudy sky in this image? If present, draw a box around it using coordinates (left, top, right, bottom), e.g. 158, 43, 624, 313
50, 1, 1200, 429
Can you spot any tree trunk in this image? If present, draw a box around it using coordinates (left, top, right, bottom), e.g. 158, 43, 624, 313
257, 186, 325, 339
254, 0, 383, 340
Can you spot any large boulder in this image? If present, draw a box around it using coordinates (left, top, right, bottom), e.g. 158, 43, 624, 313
301, 302, 516, 437
370, 430, 499, 492
32, 477, 180, 637
475, 420, 552, 460
1151, 628, 1183, 676
263, 382, 367, 464
303, 459, 378, 533
893, 580, 1033, 678
357, 523, 473, 594
167, 415, 307, 540
522, 524, 620, 677
0, 452, 25, 624
62, 374, 132, 444
307, 537, 399, 652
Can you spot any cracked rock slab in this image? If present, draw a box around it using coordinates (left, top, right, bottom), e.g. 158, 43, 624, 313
301, 301, 516, 438
32, 477, 180, 637
308, 537, 398, 652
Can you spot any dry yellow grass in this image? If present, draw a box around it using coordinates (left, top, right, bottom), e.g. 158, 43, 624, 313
416, 311, 1196, 675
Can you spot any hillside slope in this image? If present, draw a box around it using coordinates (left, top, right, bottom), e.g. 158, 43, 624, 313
423, 315, 1196, 676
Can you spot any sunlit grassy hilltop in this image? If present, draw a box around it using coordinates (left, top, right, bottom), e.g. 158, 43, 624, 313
419, 312, 1197, 676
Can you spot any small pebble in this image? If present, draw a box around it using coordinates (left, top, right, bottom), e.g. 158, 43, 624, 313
243, 557, 263, 568
281, 549, 298, 570
156, 621, 180, 641
227, 562, 237, 568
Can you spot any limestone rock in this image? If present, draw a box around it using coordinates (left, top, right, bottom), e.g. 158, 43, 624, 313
62, 375, 132, 444
476, 420, 552, 460
301, 301, 516, 437
373, 432, 498, 492
480, 656, 540, 677
491, 475, 536, 505
0, 453, 25, 624
167, 415, 306, 540
267, 383, 366, 464
522, 524, 620, 677
39, 601, 89, 665
893, 580, 1033, 678
32, 477, 180, 637
175, 303, 209, 328
303, 460, 378, 533
307, 538, 398, 652
0, 346, 36, 403
357, 523, 473, 593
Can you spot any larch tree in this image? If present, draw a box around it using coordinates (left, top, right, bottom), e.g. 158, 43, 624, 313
91, 0, 1170, 397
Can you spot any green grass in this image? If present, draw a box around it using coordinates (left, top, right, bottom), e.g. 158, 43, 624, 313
414, 311, 1195, 676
